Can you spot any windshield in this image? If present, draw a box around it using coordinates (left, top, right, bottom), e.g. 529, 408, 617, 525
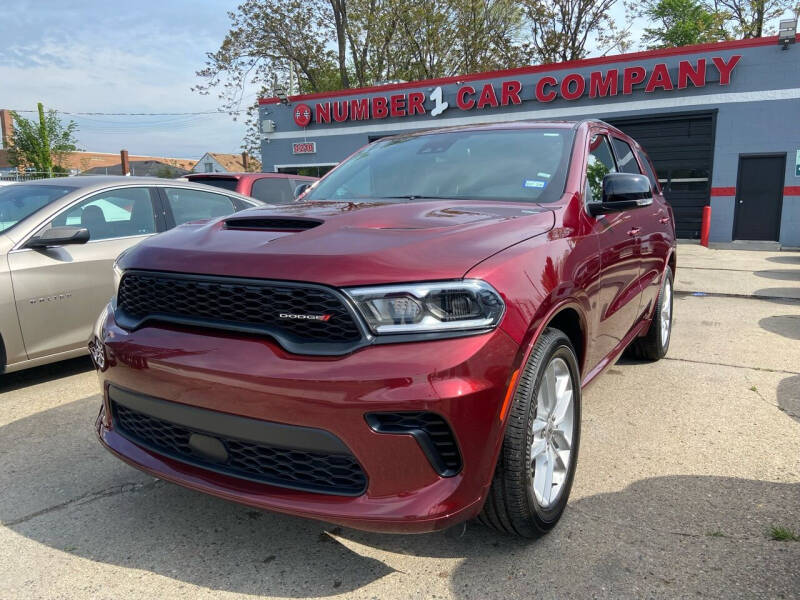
306, 127, 574, 203
0, 184, 76, 234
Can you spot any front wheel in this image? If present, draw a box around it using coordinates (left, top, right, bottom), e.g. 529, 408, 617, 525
628, 265, 673, 360
478, 328, 581, 538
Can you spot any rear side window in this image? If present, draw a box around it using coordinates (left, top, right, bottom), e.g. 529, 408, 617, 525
635, 149, 660, 190
585, 134, 617, 203
611, 138, 641, 174
163, 188, 236, 224
187, 176, 239, 192
250, 178, 293, 204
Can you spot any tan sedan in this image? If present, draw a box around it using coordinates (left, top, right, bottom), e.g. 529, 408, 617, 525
0, 176, 264, 373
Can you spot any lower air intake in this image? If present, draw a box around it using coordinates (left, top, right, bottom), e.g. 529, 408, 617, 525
365, 412, 462, 477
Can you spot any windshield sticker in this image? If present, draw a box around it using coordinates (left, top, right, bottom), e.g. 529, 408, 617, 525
523, 179, 547, 189
543, 133, 561, 137
537, 172, 551, 178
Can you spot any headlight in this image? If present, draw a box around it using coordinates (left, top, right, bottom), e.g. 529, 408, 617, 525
345, 280, 505, 335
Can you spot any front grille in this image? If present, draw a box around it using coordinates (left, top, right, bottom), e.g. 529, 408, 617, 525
116, 271, 363, 354
112, 401, 367, 495
366, 412, 462, 477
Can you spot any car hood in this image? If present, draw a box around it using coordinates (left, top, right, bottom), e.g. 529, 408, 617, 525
121, 200, 555, 286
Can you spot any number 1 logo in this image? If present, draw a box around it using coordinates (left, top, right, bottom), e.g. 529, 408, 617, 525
429, 86, 448, 117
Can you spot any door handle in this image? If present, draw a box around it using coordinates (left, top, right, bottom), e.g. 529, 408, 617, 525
659, 217, 670, 224
627, 227, 641, 236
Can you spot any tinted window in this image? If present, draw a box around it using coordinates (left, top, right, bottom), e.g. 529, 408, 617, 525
636, 149, 659, 190
164, 187, 235, 224
0, 184, 76, 233
250, 178, 293, 204
187, 176, 239, 192
611, 138, 641, 174
585, 134, 617, 203
306, 128, 574, 203
51, 187, 157, 241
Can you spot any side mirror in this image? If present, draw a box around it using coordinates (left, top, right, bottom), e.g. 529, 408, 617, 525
294, 183, 312, 199
26, 226, 90, 248
588, 173, 653, 216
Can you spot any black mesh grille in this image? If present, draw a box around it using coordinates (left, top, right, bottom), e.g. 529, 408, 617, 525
366, 412, 462, 476
116, 271, 363, 350
112, 401, 367, 495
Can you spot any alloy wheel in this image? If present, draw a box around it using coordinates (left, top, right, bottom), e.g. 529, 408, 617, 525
661, 277, 672, 345
530, 357, 575, 509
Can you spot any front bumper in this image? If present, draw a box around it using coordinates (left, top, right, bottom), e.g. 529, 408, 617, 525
94, 306, 520, 533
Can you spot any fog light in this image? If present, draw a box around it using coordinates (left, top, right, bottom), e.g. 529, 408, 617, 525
89, 337, 106, 370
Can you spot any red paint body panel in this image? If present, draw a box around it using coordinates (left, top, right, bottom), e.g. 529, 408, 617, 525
186, 172, 316, 198
96, 121, 676, 533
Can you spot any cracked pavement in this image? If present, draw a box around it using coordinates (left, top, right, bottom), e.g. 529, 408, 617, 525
0, 243, 798, 599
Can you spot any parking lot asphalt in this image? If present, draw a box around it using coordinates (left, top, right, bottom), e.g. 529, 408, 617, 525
1, 246, 798, 599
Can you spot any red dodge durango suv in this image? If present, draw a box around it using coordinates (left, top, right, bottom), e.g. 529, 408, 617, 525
93, 120, 676, 537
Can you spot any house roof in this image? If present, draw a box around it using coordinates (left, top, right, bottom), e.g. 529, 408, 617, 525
199, 152, 262, 172
0, 149, 196, 172
82, 159, 191, 177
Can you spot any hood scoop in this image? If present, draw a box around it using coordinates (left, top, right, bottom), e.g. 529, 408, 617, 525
223, 216, 323, 232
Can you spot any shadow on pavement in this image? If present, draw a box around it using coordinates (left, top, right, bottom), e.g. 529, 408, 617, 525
759, 314, 800, 340
0, 356, 94, 394
777, 374, 800, 424
752, 288, 800, 302
1, 396, 798, 598
766, 255, 800, 265
754, 269, 800, 281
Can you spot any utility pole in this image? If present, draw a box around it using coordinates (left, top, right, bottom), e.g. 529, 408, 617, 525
37, 102, 52, 176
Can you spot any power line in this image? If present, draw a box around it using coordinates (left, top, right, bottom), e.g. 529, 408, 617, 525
9, 109, 248, 116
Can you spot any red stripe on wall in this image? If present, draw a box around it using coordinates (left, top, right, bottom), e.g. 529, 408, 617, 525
711, 186, 800, 197
259, 34, 797, 105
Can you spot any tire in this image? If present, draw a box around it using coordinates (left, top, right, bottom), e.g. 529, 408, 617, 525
478, 328, 581, 538
628, 265, 673, 361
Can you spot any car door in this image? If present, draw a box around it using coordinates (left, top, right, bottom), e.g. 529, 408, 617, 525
157, 186, 241, 227
629, 144, 672, 316
584, 132, 643, 366
7, 186, 163, 359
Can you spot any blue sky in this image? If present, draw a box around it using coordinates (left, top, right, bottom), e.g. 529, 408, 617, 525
3, 2, 792, 161
1, 1, 249, 159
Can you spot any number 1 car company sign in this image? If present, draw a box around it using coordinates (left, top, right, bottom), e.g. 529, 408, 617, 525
292, 56, 741, 128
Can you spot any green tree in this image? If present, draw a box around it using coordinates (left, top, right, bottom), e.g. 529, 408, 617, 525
708, 0, 798, 37
520, 0, 631, 63
641, 0, 729, 48
8, 103, 79, 174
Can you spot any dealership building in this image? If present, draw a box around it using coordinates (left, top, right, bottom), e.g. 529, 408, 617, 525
259, 34, 800, 246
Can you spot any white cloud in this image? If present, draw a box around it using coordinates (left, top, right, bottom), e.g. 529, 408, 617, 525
0, 0, 251, 158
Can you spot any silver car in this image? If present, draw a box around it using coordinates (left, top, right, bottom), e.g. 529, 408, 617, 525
0, 176, 264, 373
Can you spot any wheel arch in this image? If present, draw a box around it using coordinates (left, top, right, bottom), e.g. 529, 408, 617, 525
667, 248, 676, 278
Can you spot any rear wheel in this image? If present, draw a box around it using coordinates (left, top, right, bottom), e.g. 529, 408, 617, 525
628, 266, 673, 360
478, 328, 581, 538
